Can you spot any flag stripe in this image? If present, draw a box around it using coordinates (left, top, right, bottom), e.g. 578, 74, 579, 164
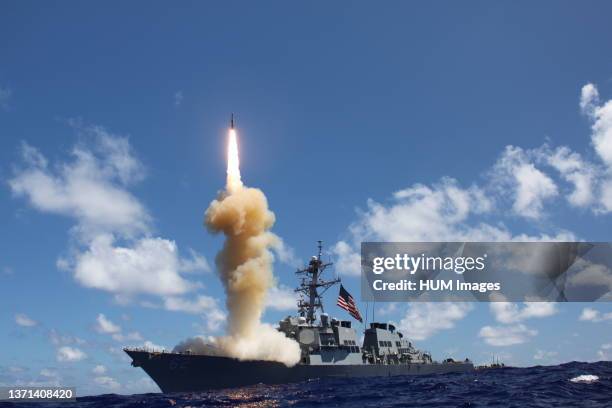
336, 285, 362, 322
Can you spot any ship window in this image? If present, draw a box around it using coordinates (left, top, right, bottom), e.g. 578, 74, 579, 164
396, 341, 401, 347
379, 341, 384, 347
320, 333, 335, 346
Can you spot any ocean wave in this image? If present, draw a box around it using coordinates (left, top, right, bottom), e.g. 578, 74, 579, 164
6, 361, 611, 408
570, 374, 600, 383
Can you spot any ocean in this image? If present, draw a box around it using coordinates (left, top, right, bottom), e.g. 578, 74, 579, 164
1, 361, 610, 408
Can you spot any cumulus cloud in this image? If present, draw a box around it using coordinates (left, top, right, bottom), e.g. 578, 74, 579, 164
581, 83, 612, 167
534, 349, 558, 362
73, 235, 198, 297
597, 343, 611, 361
56, 346, 87, 362
9, 141, 148, 239
94, 375, 120, 391
349, 179, 498, 243
164, 295, 226, 332
94, 314, 144, 342
333, 83, 612, 273
333, 177, 573, 275
37, 369, 61, 387
579, 307, 612, 322
332, 241, 361, 276
48, 329, 86, 347
478, 324, 537, 346
92, 365, 107, 375
492, 146, 558, 219
490, 302, 557, 324
270, 238, 301, 267
95, 314, 121, 334
14, 313, 37, 327
542, 146, 597, 207
9, 124, 219, 316
142, 340, 166, 351
179, 248, 211, 273
266, 284, 298, 311
580, 83, 612, 212
398, 303, 473, 341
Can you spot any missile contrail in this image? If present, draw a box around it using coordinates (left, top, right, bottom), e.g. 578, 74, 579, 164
201, 115, 300, 366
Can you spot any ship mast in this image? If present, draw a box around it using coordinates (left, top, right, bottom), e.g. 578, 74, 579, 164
295, 241, 340, 325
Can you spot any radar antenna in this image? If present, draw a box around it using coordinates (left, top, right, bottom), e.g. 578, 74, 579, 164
295, 241, 340, 325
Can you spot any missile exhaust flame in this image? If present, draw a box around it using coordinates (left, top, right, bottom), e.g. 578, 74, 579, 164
226, 128, 242, 194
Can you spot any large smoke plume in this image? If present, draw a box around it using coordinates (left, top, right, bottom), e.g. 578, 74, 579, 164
189, 128, 300, 366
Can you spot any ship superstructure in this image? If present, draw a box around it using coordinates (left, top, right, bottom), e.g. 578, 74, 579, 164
125, 242, 473, 392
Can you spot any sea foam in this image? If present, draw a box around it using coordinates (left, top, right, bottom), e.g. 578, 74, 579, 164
569, 374, 599, 383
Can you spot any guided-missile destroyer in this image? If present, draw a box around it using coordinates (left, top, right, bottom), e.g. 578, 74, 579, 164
125, 242, 474, 392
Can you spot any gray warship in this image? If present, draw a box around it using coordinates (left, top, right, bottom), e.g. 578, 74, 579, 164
125, 242, 474, 392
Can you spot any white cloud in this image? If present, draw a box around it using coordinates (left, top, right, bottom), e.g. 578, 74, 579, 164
9, 141, 148, 239
580, 83, 599, 115
353, 179, 498, 242
9, 127, 212, 309
37, 369, 61, 386
14, 313, 37, 327
490, 302, 557, 324
378, 303, 399, 316
266, 284, 298, 311
94, 375, 120, 391
142, 340, 166, 351
492, 146, 558, 219
332, 84, 612, 271
179, 248, 211, 273
270, 238, 300, 267
112, 331, 143, 342
56, 346, 87, 362
48, 329, 86, 347
544, 146, 596, 207
163, 295, 226, 332
398, 303, 473, 341
332, 177, 573, 274
92, 365, 106, 375
534, 349, 558, 362
73, 235, 197, 297
332, 241, 361, 276
124, 376, 159, 393
39, 368, 59, 378
581, 83, 612, 167
478, 324, 537, 346
580, 83, 612, 212
597, 343, 611, 361
95, 314, 121, 334
94, 314, 144, 342
579, 307, 612, 322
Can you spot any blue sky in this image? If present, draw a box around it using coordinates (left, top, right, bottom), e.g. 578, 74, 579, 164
1, 1, 612, 395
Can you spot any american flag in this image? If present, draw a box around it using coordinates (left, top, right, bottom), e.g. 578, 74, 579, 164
337, 285, 363, 322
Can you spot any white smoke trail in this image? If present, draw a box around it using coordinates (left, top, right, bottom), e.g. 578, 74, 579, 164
200, 125, 300, 366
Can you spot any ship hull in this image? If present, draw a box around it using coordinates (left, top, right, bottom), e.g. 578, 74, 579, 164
125, 350, 474, 392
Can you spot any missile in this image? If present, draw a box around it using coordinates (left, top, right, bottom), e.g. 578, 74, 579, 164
230, 113, 235, 129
